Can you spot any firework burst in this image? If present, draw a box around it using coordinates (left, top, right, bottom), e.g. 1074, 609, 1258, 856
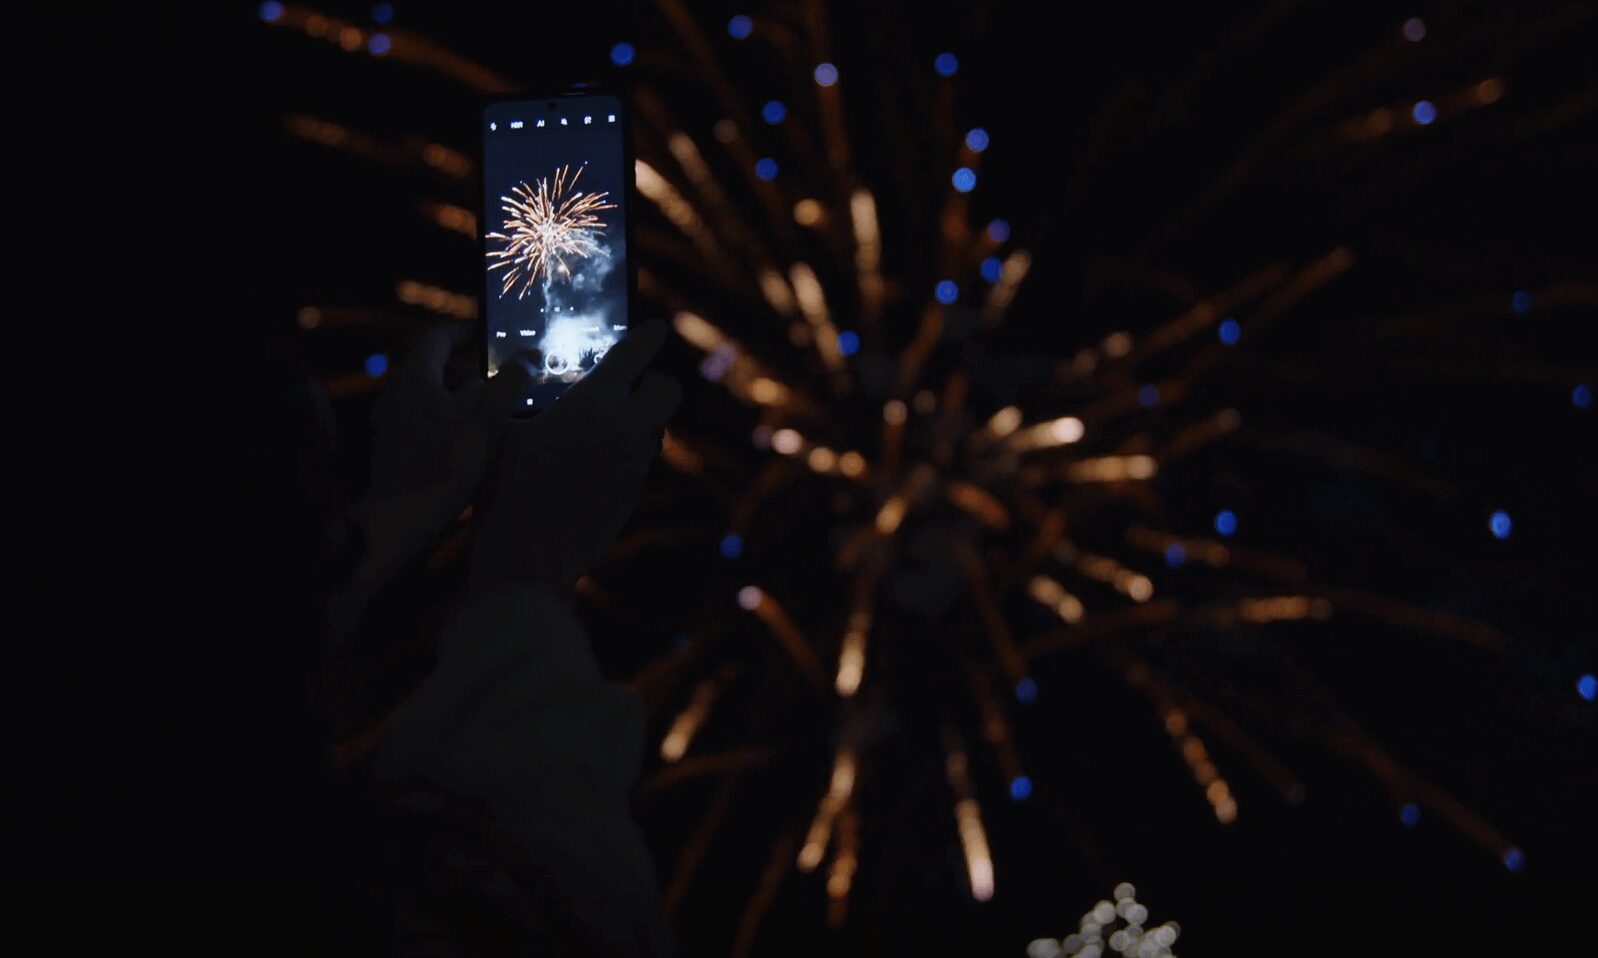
266, 1, 1596, 951
485, 163, 616, 299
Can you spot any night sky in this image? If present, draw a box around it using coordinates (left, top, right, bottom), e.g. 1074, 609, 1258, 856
8, 3, 1595, 955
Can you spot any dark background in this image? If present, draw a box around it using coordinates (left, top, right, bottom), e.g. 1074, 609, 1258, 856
7, 1, 1595, 954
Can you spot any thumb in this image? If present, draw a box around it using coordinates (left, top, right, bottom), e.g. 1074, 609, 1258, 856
472, 351, 541, 419
400, 323, 469, 394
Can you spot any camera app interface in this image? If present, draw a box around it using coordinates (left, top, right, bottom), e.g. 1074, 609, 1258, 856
483, 96, 627, 407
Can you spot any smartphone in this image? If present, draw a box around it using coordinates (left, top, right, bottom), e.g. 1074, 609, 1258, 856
481, 91, 634, 408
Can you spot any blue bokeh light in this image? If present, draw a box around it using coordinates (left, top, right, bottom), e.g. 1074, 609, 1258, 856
670, 631, 690, 651
1214, 510, 1238, 537
1009, 776, 1033, 801
1402, 17, 1426, 42
814, 62, 838, 86
836, 330, 860, 357
728, 14, 753, 39
1573, 383, 1592, 410
934, 52, 958, 77
364, 353, 389, 378
367, 33, 391, 55
1015, 677, 1037, 705
258, 1, 283, 21
699, 349, 731, 382
1138, 384, 1160, 408
1218, 317, 1241, 345
1576, 673, 1597, 702
719, 533, 744, 559
610, 42, 635, 67
965, 127, 989, 152
980, 257, 1003, 283
371, 2, 394, 24
1511, 289, 1532, 314
1489, 510, 1512, 540
762, 100, 786, 125
1164, 543, 1186, 569
1412, 100, 1437, 125
986, 219, 1010, 243
952, 167, 977, 192
755, 157, 779, 180
1503, 847, 1524, 873
935, 280, 959, 305
1400, 803, 1421, 828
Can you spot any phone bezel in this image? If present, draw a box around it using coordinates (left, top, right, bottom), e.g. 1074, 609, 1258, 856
477, 88, 638, 401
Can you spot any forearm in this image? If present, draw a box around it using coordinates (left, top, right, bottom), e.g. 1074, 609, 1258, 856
371, 585, 670, 957
326, 493, 455, 643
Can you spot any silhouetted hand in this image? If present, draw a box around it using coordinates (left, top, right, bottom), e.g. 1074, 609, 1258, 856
469, 319, 681, 594
348, 323, 534, 597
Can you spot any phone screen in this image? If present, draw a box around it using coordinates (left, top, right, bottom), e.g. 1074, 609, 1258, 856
482, 94, 630, 408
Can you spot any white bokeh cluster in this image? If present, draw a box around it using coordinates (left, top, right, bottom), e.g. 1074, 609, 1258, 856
1026, 883, 1180, 958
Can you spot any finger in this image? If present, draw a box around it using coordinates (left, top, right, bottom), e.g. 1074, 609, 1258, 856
400, 324, 463, 392
620, 370, 683, 439
568, 318, 668, 406
475, 350, 540, 419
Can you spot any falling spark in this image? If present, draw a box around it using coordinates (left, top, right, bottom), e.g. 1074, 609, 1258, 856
660, 431, 704, 474
835, 609, 870, 697
1124, 660, 1239, 825
1065, 455, 1159, 483
485, 164, 616, 299
1237, 595, 1334, 623
635, 160, 716, 258
731, 831, 799, 958
673, 310, 726, 351
969, 670, 1027, 784
798, 746, 858, 871
673, 311, 800, 408
1060, 544, 1156, 603
660, 667, 734, 761
1126, 528, 1232, 568
421, 200, 475, 237
946, 480, 1011, 529
260, 4, 513, 91
980, 250, 1031, 327
944, 734, 995, 901
981, 405, 1024, 441
758, 268, 798, 317
851, 188, 885, 325
825, 803, 859, 927
1008, 416, 1086, 452
789, 263, 844, 370
396, 280, 476, 319
874, 495, 908, 534
420, 142, 472, 178
742, 586, 826, 684
1028, 576, 1086, 624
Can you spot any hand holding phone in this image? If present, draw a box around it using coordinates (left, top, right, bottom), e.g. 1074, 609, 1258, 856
333, 324, 534, 635
469, 319, 680, 594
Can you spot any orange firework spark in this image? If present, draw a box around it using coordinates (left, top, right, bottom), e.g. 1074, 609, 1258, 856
485, 163, 616, 299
